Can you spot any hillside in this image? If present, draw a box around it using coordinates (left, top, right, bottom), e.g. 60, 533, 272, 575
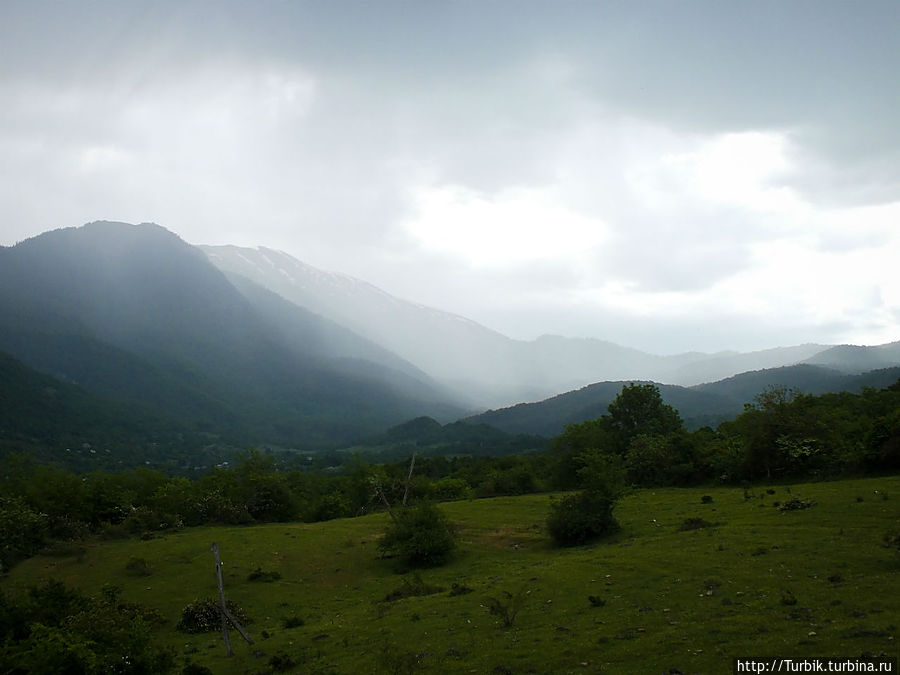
347, 415, 549, 460
467, 364, 900, 437
0, 222, 464, 449
3, 476, 898, 673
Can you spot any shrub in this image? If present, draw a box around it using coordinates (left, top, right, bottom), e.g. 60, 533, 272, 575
378, 502, 457, 568
547, 491, 617, 546
0, 495, 48, 571
176, 598, 251, 634
486, 587, 528, 628
778, 496, 817, 511
547, 452, 624, 547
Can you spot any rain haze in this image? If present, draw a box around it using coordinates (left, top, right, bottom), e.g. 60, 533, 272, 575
1, 0, 898, 355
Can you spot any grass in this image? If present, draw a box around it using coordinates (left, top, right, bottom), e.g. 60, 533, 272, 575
3, 476, 899, 674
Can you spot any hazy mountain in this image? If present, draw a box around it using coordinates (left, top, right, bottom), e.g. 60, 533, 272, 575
350, 415, 547, 458
0, 222, 465, 448
201, 245, 854, 406
466, 364, 900, 437
801, 341, 900, 373
659, 344, 831, 386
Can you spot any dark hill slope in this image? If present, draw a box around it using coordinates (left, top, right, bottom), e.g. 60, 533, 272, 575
0, 350, 228, 472
0, 222, 463, 448
467, 364, 900, 437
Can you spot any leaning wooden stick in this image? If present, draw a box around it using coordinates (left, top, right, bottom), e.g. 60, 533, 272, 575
211, 542, 233, 656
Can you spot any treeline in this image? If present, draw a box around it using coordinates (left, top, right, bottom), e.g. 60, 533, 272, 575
2, 380, 900, 571
551, 380, 900, 491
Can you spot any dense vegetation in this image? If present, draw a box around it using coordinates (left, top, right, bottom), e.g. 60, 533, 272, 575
2, 379, 898, 570
1, 379, 899, 670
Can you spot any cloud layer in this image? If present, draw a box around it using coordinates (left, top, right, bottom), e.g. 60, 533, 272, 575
1, 1, 898, 353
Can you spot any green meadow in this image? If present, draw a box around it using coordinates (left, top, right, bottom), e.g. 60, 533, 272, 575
3, 476, 899, 674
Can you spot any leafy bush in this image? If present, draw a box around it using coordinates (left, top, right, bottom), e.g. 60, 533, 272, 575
547, 453, 624, 546
0, 495, 48, 571
378, 502, 457, 567
547, 490, 619, 546
176, 598, 251, 634
778, 496, 817, 511
0, 580, 175, 673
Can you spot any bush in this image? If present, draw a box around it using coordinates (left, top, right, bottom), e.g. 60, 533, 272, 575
0, 580, 175, 673
778, 496, 817, 511
176, 598, 251, 634
485, 586, 528, 628
0, 495, 48, 571
378, 502, 457, 567
547, 453, 623, 547
547, 490, 619, 546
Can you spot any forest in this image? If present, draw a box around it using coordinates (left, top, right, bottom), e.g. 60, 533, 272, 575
3, 380, 899, 574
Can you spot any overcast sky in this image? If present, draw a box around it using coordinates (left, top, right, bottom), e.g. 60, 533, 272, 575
1, 1, 898, 354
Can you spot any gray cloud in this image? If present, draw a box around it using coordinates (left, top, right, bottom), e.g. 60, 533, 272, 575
1, 1, 898, 352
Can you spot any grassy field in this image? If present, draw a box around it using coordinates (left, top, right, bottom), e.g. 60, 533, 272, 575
3, 476, 899, 674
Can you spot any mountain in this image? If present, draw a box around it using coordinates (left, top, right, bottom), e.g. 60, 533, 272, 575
466, 364, 900, 437
347, 415, 548, 460
0, 222, 465, 449
801, 341, 900, 373
201, 245, 854, 406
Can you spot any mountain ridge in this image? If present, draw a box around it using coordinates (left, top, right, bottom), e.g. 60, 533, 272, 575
0, 222, 466, 448
202, 245, 885, 407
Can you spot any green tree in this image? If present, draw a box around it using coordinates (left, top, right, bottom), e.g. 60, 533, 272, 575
606, 383, 683, 455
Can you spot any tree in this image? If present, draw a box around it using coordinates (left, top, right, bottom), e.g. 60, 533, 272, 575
606, 383, 683, 455
550, 418, 612, 489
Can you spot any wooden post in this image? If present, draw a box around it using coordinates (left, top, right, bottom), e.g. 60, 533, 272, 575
402, 452, 416, 507
211, 542, 233, 656
211, 542, 254, 653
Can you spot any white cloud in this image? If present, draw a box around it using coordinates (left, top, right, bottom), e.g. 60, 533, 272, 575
402, 184, 607, 267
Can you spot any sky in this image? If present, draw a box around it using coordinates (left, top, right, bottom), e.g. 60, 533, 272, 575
1, 1, 898, 355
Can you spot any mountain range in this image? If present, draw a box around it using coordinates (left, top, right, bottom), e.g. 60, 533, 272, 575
201, 243, 897, 406
0, 222, 462, 452
2, 221, 898, 467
